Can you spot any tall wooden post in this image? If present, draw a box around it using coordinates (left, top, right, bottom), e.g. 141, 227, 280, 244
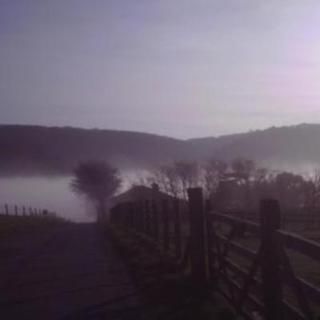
140, 201, 146, 235
188, 188, 207, 285
127, 202, 132, 228
162, 199, 170, 252
137, 201, 144, 234
205, 200, 215, 280
5, 204, 9, 215
260, 199, 283, 320
152, 200, 159, 241
122, 203, 126, 226
128, 202, 134, 229
133, 202, 139, 231
15, 205, 18, 216
109, 206, 115, 223
145, 200, 151, 236
173, 198, 182, 259
123, 203, 127, 226
121, 203, 126, 227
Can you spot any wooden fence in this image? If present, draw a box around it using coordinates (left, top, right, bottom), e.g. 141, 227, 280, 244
218, 209, 320, 234
110, 198, 188, 262
0, 203, 57, 217
110, 188, 320, 320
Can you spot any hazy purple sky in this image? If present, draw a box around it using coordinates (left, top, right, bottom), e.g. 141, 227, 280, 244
1, 1, 320, 138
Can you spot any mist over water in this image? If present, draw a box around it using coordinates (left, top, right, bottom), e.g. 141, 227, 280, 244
0, 176, 94, 222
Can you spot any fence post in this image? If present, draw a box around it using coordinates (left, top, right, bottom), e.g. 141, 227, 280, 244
145, 200, 151, 236
128, 202, 134, 229
133, 202, 138, 231
205, 200, 215, 280
120, 203, 125, 226
121, 203, 126, 227
131, 202, 136, 231
162, 199, 170, 252
260, 199, 283, 320
152, 200, 159, 241
188, 187, 207, 286
173, 198, 182, 259
109, 206, 115, 224
140, 201, 146, 235
126, 202, 132, 228
136, 201, 143, 233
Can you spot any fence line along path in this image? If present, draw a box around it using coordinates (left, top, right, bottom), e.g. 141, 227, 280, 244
0, 203, 56, 217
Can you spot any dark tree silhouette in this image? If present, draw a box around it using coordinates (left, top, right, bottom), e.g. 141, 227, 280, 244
71, 161, 121, 220
231, 158, 255, 210
145, 161, 200, 199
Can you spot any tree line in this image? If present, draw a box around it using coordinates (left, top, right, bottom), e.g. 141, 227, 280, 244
138, 158, 320, 214
70, 158, 320, 220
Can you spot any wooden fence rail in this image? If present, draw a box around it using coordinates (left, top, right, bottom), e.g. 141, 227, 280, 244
110, 197, 190, 271
110, 188, 320, 320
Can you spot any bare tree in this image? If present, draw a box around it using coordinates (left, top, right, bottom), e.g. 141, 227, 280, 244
231, 158, 256, 210
143, 161, 200, 199
231, 158, 255, 181
153, 164, 181, 197
173, 161, 200, 199
138, 164, 180, 197
273, 171, 305, 211
202, 159, 227, 198
252, 167, 270, 202
303, 169, 320, 211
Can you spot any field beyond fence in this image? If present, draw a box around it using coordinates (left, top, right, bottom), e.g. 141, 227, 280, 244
0, 204, 62, 239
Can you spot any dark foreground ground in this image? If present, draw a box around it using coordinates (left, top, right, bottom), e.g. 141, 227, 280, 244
0, 223, 141, 320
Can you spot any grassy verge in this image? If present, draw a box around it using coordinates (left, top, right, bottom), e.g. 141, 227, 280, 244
0, 214, 67, 240
105, 224, 236, 320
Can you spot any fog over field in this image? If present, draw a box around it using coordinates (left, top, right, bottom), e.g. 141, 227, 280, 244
0, 170, 145, 222
0, 177, 92, 222
0, 160, 316, 223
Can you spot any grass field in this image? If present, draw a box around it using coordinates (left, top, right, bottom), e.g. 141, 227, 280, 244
0, 214, 66, 240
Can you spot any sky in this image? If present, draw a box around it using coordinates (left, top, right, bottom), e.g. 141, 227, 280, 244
1, 0, 320, 139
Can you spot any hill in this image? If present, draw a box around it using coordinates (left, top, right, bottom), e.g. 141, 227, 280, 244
191, 124, 320, 171
0, 125, 190, 175
1, 124, 320, 175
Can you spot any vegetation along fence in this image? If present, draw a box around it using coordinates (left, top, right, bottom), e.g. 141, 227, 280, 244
110, 187, 320, 320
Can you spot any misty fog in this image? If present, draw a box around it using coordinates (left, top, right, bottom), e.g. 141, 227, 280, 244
0, 169, 146, 222
0, 177, 93, 222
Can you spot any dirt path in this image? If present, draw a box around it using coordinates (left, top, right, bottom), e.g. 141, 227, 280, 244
0, 223, 141, 320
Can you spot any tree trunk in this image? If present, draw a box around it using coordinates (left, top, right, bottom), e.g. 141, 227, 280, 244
97, 200, 106, 222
